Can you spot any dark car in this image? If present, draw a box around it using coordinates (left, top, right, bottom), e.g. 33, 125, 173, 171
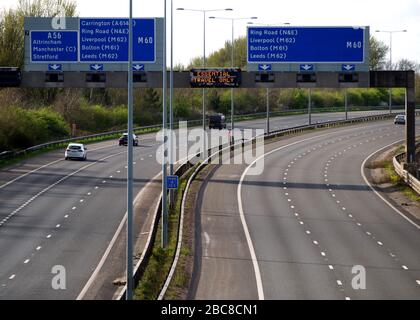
209, 114, 227, 130
394, 114, 406, 125
119, 133, 139, 146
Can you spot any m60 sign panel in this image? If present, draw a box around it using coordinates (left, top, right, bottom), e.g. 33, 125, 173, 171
190, 69, 241, 88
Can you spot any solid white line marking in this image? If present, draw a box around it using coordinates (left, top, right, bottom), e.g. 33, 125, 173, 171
345, 297, 351, 300
238, 167, 265, 300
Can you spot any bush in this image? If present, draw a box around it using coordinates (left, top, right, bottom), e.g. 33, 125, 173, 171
68, 104, 127, 133
0, 106, 70, 151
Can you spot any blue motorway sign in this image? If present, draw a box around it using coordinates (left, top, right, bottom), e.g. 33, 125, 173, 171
167, 175, 179, 189
258, 64, 272, 71
79, 18, 155, 63
342, 64, 356, 71
48, 64, 62, 71
133, 64, 145, 71
248, 27, 366, 63
30, 31, 78, 62
89, 64, 104, 71
300, 64, 314, 71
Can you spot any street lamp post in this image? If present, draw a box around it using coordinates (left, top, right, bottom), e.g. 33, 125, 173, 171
126, 0, 134, 300
375, 29, 407, 114
209, 16, 258, 140
177, 8, 233, 155
162, 0, 168, 248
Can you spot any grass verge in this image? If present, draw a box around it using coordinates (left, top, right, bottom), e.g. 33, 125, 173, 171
134, 165, 195, 300
369, 142, 420, 202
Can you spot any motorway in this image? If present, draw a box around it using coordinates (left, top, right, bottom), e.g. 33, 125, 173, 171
191, 118, 420, 299
0, 109, 410, 299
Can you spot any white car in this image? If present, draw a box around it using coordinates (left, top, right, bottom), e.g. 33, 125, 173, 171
65, 143, 87, 160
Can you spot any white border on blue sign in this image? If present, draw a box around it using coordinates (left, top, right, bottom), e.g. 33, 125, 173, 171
246, 26, 367, 64
30, 30, 79, 64
78, 17, 156, 64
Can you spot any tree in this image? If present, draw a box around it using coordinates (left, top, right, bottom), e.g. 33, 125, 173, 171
369, 36, 389, 70
0, 0, 77, 69
134, 88, 161, 125
394, 59, 419, 72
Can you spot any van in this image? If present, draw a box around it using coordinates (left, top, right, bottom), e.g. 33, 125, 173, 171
209, 114, 227, 130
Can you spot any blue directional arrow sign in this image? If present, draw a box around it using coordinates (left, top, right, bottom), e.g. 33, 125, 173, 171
48, 64, 62, 71
90, 64, 104, 71
30, 31, 78, 62
258, 64, 272, 71
79, 18, 155, 63
248, 27, 365, 63
300, 64, 314, 71
133, 64, 145, 71
166, 175, 179, 189
342, 64, 355, 71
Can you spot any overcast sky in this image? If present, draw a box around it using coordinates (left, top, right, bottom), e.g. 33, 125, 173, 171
2, 0, 419, 66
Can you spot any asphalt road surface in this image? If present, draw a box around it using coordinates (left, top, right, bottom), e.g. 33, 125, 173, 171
0, 109, 410, 299
192, 118, 420, 300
